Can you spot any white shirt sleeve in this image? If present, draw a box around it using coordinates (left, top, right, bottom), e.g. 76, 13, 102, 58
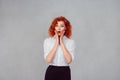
66, 39, 75, 60
43, 38, 51, 59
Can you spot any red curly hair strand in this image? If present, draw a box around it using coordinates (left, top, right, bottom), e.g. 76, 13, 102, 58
48, 16, 72, 38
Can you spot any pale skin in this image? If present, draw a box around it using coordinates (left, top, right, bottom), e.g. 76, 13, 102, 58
45, 21, 72, 64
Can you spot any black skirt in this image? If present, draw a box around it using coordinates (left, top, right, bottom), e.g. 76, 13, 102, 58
44, 65, 71, 80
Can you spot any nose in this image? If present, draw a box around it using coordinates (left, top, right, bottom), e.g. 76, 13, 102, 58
58, 28, 61, 30
57, 28, 61, 30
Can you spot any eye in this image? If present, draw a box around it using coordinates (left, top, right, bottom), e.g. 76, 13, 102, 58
55, 25, 58, 27
61, 25, 65, 27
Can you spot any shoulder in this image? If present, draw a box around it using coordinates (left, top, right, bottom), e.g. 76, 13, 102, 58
67, 38, 75, 43
44, 37, 52, 43
66, 38, 75, 45
66, 38, 75, 49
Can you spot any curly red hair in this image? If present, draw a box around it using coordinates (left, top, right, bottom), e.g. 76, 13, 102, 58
48, 16, 72, 38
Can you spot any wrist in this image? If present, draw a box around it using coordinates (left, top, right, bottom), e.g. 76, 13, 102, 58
60, 41, 64, 46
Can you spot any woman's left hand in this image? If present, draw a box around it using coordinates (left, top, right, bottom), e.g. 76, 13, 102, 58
60, 30, 65, 44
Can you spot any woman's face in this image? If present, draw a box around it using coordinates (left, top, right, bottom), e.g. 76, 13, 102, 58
55, 21, 66, 36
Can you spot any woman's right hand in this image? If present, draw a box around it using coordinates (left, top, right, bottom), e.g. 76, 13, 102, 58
54, 30, 59, 45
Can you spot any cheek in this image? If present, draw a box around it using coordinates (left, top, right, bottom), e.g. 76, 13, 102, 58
55, 27, 58, 30
61, 27, 65, 30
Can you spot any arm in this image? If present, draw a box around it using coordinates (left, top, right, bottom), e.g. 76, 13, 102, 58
45, 31, 59, 63
45, 39, 59, 63
60, 31, 73, 64
60, 41, 72, 64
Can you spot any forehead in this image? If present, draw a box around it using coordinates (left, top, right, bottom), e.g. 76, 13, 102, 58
57, 21, 65, 25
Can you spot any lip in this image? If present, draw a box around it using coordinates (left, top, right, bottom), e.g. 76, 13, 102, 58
57, 31, 61, 33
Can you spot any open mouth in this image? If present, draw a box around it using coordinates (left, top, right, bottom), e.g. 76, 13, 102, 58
57, 31, 61, 33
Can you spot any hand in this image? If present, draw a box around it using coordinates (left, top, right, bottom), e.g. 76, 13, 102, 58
54, 30, 59, 45
60, 30, 65, 44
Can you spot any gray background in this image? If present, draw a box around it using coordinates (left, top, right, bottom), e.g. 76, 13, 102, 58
0, 0, 120, 80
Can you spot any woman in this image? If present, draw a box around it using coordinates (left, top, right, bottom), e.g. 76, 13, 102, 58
43, 16, 75, 80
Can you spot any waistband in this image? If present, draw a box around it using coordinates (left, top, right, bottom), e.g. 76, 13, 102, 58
49, 65, 70, 68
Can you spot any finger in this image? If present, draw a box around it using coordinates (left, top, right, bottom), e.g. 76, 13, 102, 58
54, 30, 57, 34
55, 31, 58, 36
60, 31, 64, 38
63, 30, 65, 33
62, 31, 65, 35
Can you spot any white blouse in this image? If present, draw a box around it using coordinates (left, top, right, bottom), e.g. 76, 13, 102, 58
43, 36, 75, 66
